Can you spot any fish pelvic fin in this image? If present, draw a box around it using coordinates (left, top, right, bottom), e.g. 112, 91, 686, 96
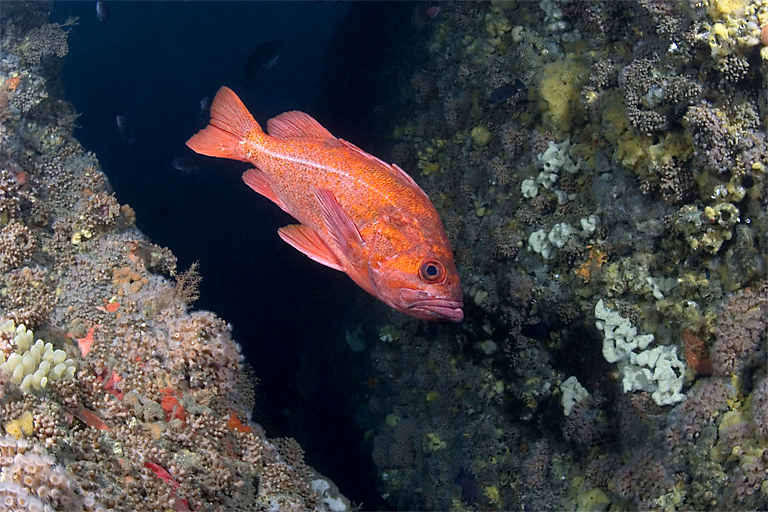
278, 225, 344, 272
186, 86, 262, 162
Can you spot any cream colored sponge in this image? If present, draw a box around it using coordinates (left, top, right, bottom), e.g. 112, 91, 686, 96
0, 320, 76, 392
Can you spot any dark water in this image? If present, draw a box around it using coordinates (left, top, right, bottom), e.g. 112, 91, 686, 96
50, 1, 408, 507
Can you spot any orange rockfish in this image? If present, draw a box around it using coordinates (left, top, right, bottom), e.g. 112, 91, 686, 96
187, 87, 463, 321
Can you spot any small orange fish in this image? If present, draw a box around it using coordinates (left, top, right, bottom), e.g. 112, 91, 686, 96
187, 87, 463, 321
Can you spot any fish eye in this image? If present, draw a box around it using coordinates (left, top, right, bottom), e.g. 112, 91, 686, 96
419, 259, 445, 283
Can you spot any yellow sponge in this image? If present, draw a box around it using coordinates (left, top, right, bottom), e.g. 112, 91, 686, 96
5, 411, 34, 439
539, 59, 588, 132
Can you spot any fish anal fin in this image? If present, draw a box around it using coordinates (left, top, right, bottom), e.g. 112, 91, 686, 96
278, 225, 344, 272
267, 111, 336, 140
314, 188, 364, 261
242, 168, 289, 213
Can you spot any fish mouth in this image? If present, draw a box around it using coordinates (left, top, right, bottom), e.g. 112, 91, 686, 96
408, 298, 464, 322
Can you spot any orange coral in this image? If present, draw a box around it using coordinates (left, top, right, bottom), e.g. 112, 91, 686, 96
227, 410, 252, 433
682, 328, 712, 375
5, 77, 20, 91
69, 324, 100, 357
159, 388, 186, 423
14, 171, 28, 185
574, 246, 608, 283
112, 266, 148, 295
103, 370, 124, 400
96, 299, 120, 313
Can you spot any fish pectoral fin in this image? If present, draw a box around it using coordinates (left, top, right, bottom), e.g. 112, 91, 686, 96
267, 111, 336, 140
314, 188, 364, 261
242, 168, 289, 213
278, 225, 344, 272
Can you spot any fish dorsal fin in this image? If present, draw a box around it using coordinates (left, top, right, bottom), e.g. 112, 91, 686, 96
242, 168, 289, 214
267, 111, 335, 140
338, 139, 428, 197
314, 188, 364, 262
278, 224, 344, 272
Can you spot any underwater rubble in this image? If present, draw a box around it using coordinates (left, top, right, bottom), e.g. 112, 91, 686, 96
0, 4, 350, 512
320, 0, 768, 510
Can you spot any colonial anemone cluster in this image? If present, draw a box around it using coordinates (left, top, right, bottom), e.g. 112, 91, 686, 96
0, 435, 107, 512
0, 321, 76, 393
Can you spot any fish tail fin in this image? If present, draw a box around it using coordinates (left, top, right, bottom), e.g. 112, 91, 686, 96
186, 86, 262, 161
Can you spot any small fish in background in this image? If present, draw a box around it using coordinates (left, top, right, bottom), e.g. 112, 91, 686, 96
244, 40, 281, 87
488, 79, 526, 104
199, 96, 211, 116
426, 5, 440, 19
116, 115, 133, 147
198, 96, 212, 126
171, 157, 201, 174
96, 1, 109, 25
454, 467, 479, 505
